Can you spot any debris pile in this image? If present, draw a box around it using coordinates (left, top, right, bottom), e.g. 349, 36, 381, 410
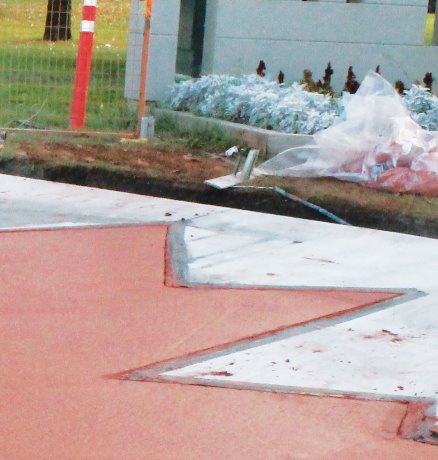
258, 71, 438, 195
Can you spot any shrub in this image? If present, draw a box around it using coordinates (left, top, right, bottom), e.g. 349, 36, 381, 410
403, 84, 438, 131
168, 74, 438, 134
168, 75, 341, 135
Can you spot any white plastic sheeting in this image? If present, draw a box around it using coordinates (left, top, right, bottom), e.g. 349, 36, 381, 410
258, 71, 438, 194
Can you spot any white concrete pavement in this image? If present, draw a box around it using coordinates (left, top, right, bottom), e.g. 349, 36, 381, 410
1, 173, 437, 424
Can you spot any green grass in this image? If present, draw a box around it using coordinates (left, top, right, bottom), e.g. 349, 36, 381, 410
254, 175, 438, 223
1, 4, 435, 131
0, 0, 133, 131
0, 0, 129, 47
155, 114, 242, 153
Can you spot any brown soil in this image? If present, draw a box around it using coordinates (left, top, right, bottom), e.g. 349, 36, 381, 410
1, 133, 437, 238
9, 138, 232, 184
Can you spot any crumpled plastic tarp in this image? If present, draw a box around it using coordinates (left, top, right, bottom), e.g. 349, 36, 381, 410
257, 71, 438, 195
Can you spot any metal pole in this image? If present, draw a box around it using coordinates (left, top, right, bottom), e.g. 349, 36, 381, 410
135, 0, 153, 138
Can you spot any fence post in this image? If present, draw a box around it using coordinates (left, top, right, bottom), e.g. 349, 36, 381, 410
135, 0, 153, 138
70, 0, 97, 129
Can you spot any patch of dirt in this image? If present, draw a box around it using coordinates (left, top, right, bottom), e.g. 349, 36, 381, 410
11, 140, 232, 184
1, 134, 437, 238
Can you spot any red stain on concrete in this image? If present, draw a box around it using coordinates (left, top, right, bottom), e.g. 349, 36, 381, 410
204, 371, 234, 377
363, 329, 408, 343
0, 225, 435, 459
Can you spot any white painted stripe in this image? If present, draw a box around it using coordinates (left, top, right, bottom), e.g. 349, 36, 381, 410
81, 20, 95, 33
83, 0, 97, 6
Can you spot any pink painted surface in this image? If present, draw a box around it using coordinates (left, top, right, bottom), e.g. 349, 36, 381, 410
0, 225, 435, 459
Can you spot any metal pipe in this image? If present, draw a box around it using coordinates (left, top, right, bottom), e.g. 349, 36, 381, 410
274, 186, 350, 225
231, 185, 350, 225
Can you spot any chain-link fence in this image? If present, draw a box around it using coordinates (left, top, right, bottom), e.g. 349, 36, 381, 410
0, 0, 135, 132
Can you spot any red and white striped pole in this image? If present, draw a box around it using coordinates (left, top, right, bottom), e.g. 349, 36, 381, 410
70, 0, 97, 129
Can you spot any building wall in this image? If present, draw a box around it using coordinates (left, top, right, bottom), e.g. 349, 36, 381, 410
202, 0, 438, 90
124, 0, 181, 101
204, 0, 427, 47
125, 0, 438, 102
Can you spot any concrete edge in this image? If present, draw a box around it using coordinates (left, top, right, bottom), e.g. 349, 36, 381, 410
115, 287, 436, 444
152, 107, 313, 157
117, 288, 423, 379
0, 222, 173, 234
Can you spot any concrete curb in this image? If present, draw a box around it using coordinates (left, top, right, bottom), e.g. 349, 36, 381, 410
152, 107, 313, 157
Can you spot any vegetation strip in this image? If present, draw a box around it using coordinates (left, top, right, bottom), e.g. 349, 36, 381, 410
0, 130, 436, 238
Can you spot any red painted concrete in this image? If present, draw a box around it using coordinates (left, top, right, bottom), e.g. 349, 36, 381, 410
0, 225, 435, 459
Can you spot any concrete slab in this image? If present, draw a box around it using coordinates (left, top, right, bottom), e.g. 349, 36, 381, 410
0, 174, 220, 230
0, 225, 434, 458
1, 174, 437, 455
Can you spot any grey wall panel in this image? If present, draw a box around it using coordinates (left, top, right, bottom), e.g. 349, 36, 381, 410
207, 37, 438, 90
125, 0, 181, 101
212, 1, 427, 46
